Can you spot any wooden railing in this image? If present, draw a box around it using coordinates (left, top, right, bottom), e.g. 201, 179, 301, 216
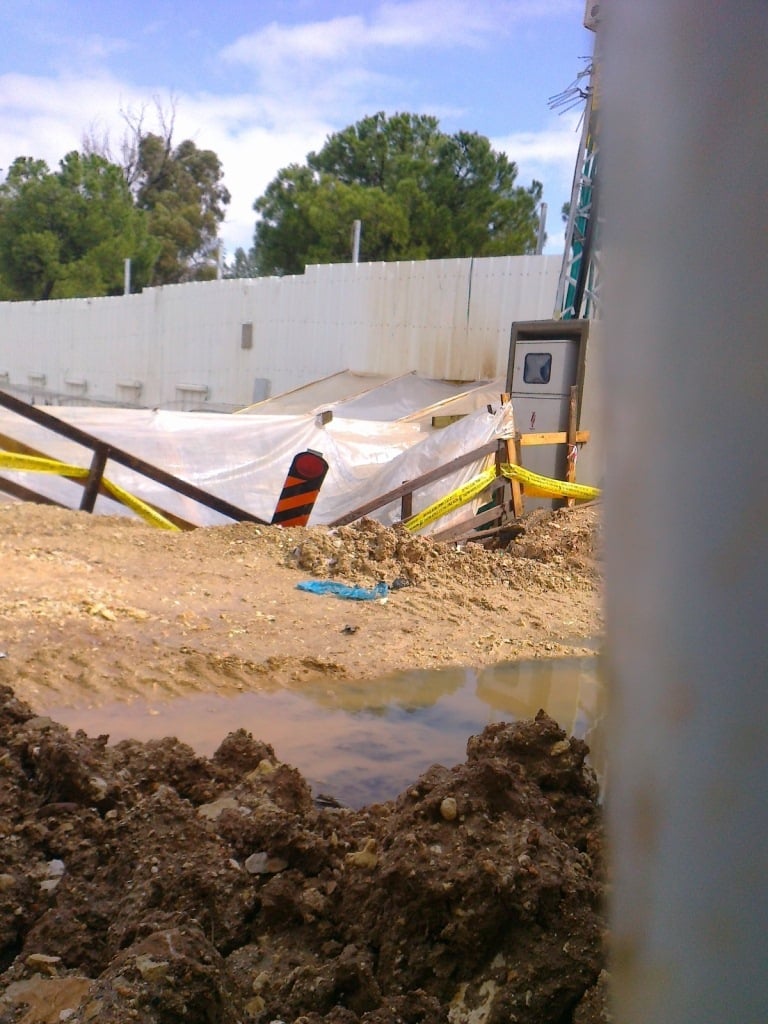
1, 389, 591, 538
0, 390, 267, 527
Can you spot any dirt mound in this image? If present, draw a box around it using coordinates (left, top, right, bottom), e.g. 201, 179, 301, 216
0, 502, 603, 708
0, 685, 608, 1023
279, 506, 602, 593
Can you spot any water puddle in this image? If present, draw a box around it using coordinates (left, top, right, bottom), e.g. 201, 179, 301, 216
48, 655, 604, 809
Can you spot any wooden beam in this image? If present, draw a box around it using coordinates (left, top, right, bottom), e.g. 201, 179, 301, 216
430, 502, 508, 543
400, 487, 413, 521
0, 431, 196, 530
500, 394, 524, 519
80, 445, 109, 512
329, 440, 498, 527
564, 385, 579, 508
0, 390, 267, 524
0, 477, 67, 507
519, 430, 591, 446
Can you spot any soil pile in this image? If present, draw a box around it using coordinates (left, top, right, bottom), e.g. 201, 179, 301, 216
0, 503, 602, 709
0, 686, 608, 1023
0, 501, 608, 1021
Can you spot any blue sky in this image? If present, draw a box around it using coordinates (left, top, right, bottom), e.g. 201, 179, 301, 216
1, 1, 595, 259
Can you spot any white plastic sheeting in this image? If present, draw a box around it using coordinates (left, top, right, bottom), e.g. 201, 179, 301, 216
0, 403, 513, 534
243, 371, 494, 422
239, 371, 392, 416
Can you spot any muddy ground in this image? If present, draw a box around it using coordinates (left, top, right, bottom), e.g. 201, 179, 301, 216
0, 502, 609, 1022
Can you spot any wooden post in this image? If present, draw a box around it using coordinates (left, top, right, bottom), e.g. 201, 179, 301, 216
80, 445, 109, 512
400, 485, 413, 521
501, 393, 524, 519
565, 385, 578, 508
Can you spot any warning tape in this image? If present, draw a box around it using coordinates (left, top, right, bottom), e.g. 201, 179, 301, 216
404, 465, 498, 534
403, 460, 601, 534
0, 451, 180, 531
500, 463, 601, 501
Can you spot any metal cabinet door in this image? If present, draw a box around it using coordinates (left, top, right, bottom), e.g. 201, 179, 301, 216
509, 338, 580, 506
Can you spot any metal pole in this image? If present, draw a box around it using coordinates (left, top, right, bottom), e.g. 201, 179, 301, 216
602, 3, 768, 1022
124, 258, 131, 295
536, 202, 547, 254
352, 220, 361, 264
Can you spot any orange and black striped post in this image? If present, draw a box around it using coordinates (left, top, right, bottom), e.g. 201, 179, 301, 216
271, 449, 329, 527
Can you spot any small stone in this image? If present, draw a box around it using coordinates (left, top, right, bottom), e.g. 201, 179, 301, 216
550, 740, 571, 756
89, 776, 108, 799
47, 859, 65, 877
246, 759, 278, 781
246, 852, 269, 874
26, 953, 61, 976
440, 797, 458, 821
0, 873, 15, 891
134, 955, 170, 981
245, 852, 288, 875
197, 796, 240, 821
252, 971, 270, 993
345, 838, 378, 870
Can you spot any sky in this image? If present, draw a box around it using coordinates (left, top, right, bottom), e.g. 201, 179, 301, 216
0, 1, 596, 261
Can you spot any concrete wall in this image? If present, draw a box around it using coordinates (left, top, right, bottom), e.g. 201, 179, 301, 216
0, 254, 561, 410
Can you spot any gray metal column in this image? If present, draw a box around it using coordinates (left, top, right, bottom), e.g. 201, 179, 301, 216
602, 2, 768, 1021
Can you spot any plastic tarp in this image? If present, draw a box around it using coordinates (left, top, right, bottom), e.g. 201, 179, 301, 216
238, 370, 391, 416
241, 370, 496, 422
0, 402, 513, 535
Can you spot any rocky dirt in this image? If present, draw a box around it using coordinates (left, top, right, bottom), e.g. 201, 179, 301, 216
0, 502, 609, 1023
0, 504, 602, 709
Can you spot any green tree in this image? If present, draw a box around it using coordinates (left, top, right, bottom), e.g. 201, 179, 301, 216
247, 112, 542, 276
83, 101, 231, 285
0, 153, 158, 300
132, 134, 230, 284
224, 246, 259, 279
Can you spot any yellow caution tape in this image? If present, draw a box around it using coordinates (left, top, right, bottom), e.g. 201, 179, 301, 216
404, 465, 498, 534
501, 463, 601, 501
0, 452, 89, 477
99, 479, 180, 531
0, 451, 180, 531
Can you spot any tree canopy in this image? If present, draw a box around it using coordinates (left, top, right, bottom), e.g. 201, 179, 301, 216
0, 102, 232, 300
131, 133, 230, 285
246, 112, 543, 276
0, 153, 158, 300
85, 103, 231, 285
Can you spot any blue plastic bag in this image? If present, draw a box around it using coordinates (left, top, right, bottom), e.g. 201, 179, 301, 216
296, 580, 389, 601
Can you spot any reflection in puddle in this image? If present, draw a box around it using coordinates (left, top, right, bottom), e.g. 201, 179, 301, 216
48, 656, 604, 809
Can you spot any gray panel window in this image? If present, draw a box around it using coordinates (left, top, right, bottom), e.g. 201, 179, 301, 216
523, 352, 552, 384
241, 322, 254, 350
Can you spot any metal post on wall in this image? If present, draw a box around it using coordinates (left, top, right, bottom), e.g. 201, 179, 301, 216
351, 220, 361, 264
603, 2, 768, 1021
536, 202, 548, 254
124, 259, 131, 295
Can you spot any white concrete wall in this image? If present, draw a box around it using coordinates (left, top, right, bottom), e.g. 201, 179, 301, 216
0, 254, 561, 410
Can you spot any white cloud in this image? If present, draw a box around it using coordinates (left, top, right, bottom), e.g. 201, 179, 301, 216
493, 110, 583, 190
221, 0, 581, 73
220, 2, 495, 73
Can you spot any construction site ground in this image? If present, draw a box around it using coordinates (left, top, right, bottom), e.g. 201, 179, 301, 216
0, 501, 608, 1024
